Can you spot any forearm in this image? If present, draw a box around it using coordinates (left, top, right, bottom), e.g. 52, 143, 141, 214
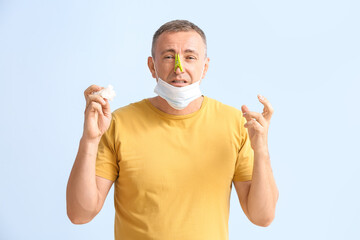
66, 137, 101, 224
247, 149, 279, 226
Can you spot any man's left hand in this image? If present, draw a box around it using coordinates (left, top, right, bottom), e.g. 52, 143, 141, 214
241, 94, 274, 152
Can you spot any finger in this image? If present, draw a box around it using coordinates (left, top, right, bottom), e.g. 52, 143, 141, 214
101, 99, 111, 117
244, 118, 263, 130
242, 110, 266, 127
84, 84, 103, 97
241, 105, 264, 123
85, 101, 104, 117
257, 94, 274, 121
87, 94, 106, 108
84, 85, 104, 104
241, 105, 250, 115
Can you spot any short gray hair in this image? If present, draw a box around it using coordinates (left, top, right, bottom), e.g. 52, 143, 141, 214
151, 20, 207, 58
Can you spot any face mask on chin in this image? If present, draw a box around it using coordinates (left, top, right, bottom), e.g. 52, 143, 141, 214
152, 57, 204, 110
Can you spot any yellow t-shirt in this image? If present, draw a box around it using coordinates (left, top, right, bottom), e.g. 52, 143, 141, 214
96, 95, 254, 240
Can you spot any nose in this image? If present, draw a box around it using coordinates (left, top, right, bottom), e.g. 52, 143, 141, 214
174, 53, 184, 73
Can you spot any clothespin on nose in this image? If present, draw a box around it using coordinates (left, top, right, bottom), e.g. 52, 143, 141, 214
174, 53, 183, 72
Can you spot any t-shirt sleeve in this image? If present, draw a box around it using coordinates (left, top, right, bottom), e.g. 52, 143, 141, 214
233, 114, 254, 182
96, 113, 119, 182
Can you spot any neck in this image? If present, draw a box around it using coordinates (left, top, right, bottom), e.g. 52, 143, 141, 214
148, 96, 204, 115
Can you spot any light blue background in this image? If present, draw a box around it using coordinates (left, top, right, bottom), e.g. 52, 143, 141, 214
1, 0, 359, 239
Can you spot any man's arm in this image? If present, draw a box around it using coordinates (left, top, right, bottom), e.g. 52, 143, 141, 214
66, 85, 113, 224
235, 95, 279, 227
233, 149, 278, 227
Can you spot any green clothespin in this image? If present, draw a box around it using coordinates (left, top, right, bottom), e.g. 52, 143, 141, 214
174, 53, 183, 72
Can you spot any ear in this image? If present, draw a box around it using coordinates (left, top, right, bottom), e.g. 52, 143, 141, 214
147, 56, 157, 79
201, 57, 210, 79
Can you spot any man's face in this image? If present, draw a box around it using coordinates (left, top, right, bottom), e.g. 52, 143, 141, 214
148, 31, 209, 87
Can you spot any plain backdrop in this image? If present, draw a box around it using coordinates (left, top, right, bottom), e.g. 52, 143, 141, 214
1, 0, 359, 239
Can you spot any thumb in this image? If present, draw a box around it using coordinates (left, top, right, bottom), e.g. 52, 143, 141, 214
241, 105, 250, 113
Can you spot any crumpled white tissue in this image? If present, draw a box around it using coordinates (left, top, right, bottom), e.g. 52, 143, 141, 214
93, 85, 116, 101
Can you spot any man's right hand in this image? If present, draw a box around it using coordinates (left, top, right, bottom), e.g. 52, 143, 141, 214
83, 85, 112, 141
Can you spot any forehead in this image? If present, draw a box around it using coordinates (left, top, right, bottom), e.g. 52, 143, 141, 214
155, 31, 205, 54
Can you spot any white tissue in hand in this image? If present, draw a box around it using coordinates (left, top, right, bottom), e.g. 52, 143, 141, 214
93, 85, 116, 101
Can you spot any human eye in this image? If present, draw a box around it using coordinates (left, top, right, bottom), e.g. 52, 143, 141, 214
186, 55, 197, 60
164, 55, 174, 59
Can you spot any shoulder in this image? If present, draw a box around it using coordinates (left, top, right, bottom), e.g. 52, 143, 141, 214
204, 96, 247, 134
112, 99, 149, 119
205, 96, 244, 118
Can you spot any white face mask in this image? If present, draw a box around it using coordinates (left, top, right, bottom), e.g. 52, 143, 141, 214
152, 59, 204, 110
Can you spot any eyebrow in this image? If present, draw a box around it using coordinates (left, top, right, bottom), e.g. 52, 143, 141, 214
183, 49, 199, 56
160, 49, 176, 55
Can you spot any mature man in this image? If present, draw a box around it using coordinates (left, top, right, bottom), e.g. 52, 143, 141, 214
67, 20, 279, 240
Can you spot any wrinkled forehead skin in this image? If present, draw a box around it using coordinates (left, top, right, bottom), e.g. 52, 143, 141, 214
154, 31, 207, 59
